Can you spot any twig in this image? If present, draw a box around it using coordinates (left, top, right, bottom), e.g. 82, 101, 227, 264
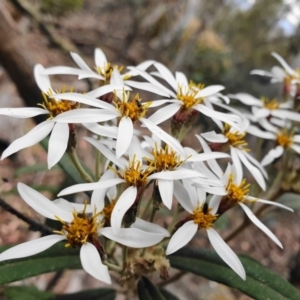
46, 270, 64, 291
0, 197, 53, 235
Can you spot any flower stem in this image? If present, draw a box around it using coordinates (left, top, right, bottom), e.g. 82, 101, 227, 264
103, 260, 123, 272
68, 149, 94, 183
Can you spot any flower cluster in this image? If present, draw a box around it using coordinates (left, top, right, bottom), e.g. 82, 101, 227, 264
0, 49, 298, 283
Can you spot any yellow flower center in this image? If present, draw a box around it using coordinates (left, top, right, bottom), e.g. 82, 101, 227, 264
192, 205, 218, 229
55, 204, 102, 248
261, 97, 281, 110
114, 92, 152, 123
177, 82, 205, 109
146, 144, 185, 172
225, 174, 250, 203
39, 87, 80, 119
102, 200, 116, 223
223, 124, 249, 150
95, 63, 124, 82
276, 131, 293, 148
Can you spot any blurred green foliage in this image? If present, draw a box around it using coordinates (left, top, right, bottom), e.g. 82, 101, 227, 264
41, 0, 84, 16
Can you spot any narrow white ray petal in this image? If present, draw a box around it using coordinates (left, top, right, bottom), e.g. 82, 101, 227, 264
250, 69, 274, 77
126, 66, 175, 97
166, 221, 198, 255
173, 180, 194, 213
147, 103, 181, 125
245, 196, 293, 212
80, 243, 111, 284
43, 66, 88, 76
53, 198, 92, 213
195, 85, 225, 98
148, 99, 180, 108
140, 118, 186, 157
0, 107, 48, 118
229, 93, 262, 106
188, 152, 229, 162
207, 228, 246, 280
84, 137, 126, 169
293, 135, 300, 143
271, 66, 286, 79
53, 109, 118, 123
154, 62, 178, 91
110, 69, 123, 85
52, 93, 113, 109
271, 110, 300, 122
230, 147, 243, 185
210, 195, 222, 214
70, 52, 93, 72
182, 179, 198, 208
0, 235, 65, 262
47, 123, 69, 169
149, 169, 204, 180
86, 84, 131, 98
82, 123, 118, 139
242, 151, 268, 179
291, 144, 300, 154
261, 146, 284, 166
111, 186, 137, 234
100, 227, 166, 248
201, 131, 228, 143
192, 184, 227, 195
77, 72, 104, 80
239, 203, 282, 248
1, 121, 54, 160
158, 179, 174, 209
95, 48, 107, 67
271, 52, 295, 76
253, 108, 270, 119
236, 149, 266, 191
128, 135, 143, 162
247, 125, 275, 139
175, 72, 189, 89
18, 183, 73, 221
124, 81, 171, 97
58, 178, 125, 197
116, 117, 133, 158
34, 64, 52, 92
131, 218, 170, 237
195, 135, 223, 179
258, 118, 278, 133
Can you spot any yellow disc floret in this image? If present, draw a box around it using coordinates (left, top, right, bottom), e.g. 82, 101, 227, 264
276, 130, 293, 148
39, 87, 80, 119
225, 174, 250, 204
102, 200, 116, 224
261, 97, 281, 110
223, 124, 249, 150
55, 204, 102, 248
114, 91, 152, 122
95, 63, 124, 82
192, 205, 218, 229
177, 81, 205, 110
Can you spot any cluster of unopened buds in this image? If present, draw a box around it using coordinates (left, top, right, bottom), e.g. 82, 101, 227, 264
0, 49, 299, 283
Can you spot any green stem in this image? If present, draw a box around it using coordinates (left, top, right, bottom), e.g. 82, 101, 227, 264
68, 149, 94, 183
103, 260, 123, 272
150, 206, 158, 223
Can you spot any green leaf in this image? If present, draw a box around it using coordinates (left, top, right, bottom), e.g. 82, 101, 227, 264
277, 193, 300, 210
160, 289, 180, 300
13, 164, 60, 177
3, 286, 54, 300
55, 288, 116, 300
0, 242, 81, 285
169, 247, 300, 300
137, 276, 166, 300
40, 138, 94, 185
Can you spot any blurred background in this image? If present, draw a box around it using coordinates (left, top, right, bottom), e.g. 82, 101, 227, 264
0, 0, 300, 299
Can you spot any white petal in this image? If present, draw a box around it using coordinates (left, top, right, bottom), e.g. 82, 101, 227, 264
140, 118, 186, 157
43, 66, 88, 76
252, 108, 270, 119
293, 135, 300, 143
195, 85, 225, 98
247, 125, 275, 140
261, 146, 284, 166
0, 107, 48, 118
239, 203, 282, 248
83, 122, 118, 139
173, 180, 194, 213
53, 198, 92, 213
188, 152, 230, 162
94, 48, 107, 67
80, 243, 111, 284
236, 149, 266, 191
111, 186, 137, 234
250, 69, 274, 77
229, 93, 262, 107
70, 52, 93, 72
116, 117, 133, 158
53, 109, 118, 123
34, 64, 52, 92
158, 179, 174, 209
245, 196, 294, 212
271, 52, 295, 76
147, 103, 181, 125
271, 110, 300, 122
207, 228, 246, 280
166, 221, 198, 255
149, 169, 204, 180
175, 72, 189, 89
18, 183, 73, 221
210, 195, 222, 214
1, 121, 54, 160
201, 131, 228, 143
0, 235, 65, 262
110, 69, 123, 85
131, 217, 169, 237
100, 226, 166, 248
48, 123, 69, 169
58, 178, 125, 196
154, 62, 178, 91
125, 81, 170, 97
242, 151, 268, 179
230, 147, 243, 185
291, 144, 300, 154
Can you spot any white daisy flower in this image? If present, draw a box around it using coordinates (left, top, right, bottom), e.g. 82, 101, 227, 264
199, 120, 268, 190
166, 179, 246, 280
127, 63, 241, 127
229, 93, 300, 122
